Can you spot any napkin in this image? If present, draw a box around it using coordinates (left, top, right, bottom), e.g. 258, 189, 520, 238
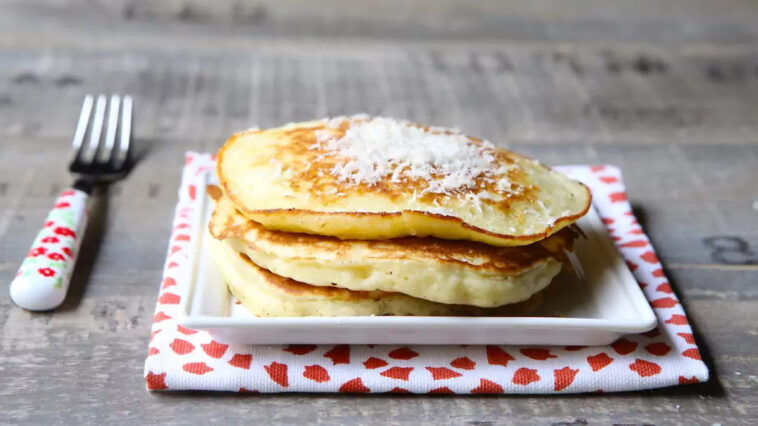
144, 152, 708, 394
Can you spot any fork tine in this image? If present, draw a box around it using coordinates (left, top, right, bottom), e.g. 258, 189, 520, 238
71, 95, 94, 160
80, 94, 107, 164
113, 95, 132, 169
97, 95, 120, 164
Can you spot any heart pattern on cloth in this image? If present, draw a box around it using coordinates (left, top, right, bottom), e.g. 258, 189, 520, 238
143, 153, 709, 394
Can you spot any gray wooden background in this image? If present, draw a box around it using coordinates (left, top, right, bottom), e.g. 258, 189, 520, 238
1, 0, 757, 424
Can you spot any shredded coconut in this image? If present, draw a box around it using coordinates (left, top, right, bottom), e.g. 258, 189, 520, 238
269, 158, 283, 178
310, 115, 509, 197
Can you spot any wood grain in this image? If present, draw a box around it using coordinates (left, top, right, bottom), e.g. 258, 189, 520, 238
1, 0, 757, 424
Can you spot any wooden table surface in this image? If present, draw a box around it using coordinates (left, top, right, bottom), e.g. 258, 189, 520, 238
1, 1, 757, 424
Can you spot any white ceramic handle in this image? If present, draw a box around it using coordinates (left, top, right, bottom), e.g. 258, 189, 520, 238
10, 189, 89, 311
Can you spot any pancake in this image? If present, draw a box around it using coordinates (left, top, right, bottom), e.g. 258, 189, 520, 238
209, 186, 576, 307
217, 115, 591, 247
209, 232, 546, 317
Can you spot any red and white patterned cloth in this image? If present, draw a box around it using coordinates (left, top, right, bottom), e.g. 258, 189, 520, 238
144, 152, 708, 394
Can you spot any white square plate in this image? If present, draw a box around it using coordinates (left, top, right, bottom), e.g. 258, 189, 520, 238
177, 178, 656, 346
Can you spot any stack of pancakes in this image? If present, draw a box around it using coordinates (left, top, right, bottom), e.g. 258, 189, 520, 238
209, 116, 591, 317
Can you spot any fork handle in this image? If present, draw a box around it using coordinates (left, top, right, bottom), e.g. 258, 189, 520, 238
10, 189, 89, 311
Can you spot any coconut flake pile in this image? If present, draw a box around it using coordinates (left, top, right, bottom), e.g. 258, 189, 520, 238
310, 116, 509, 196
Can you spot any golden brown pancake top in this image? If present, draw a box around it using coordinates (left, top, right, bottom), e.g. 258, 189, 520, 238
228, 121, 540, 212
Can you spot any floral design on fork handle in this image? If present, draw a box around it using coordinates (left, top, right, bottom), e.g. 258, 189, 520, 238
10, 189, 89, 310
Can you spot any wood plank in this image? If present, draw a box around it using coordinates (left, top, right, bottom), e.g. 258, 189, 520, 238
1, 49, 757, 145
2, 0, 758, 47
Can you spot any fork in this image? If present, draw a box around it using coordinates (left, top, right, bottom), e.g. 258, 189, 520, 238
10, 94, 133, 311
